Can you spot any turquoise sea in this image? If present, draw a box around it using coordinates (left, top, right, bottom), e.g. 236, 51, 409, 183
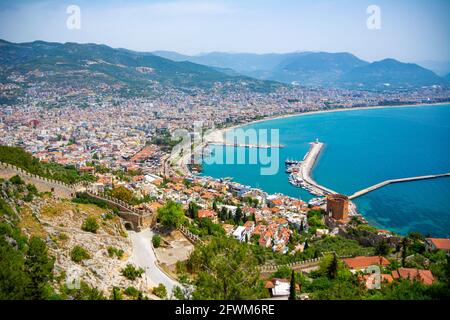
201, 104, 450, 237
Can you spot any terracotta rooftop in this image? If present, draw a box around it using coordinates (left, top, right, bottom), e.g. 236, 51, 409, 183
343, 256, 390, 269
426, 238, 450, 250
391, 268, 435, 285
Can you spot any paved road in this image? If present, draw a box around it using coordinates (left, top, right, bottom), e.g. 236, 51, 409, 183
129, 229, 180, 294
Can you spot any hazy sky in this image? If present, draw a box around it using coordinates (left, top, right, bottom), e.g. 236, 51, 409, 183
0, 0, 449, 62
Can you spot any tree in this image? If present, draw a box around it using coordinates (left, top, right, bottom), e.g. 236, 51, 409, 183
289, 270, 297, 300
234, 207, 243, 225
153, 283, 167, 299
326, 253, 339, 280
172, 286, 186, 300
152, 235, 161, 248
25, 237, 55, 299
220, 207, 228, 221
186, 237, 268, 300
111, 186, 134, 203
10, 175, 24, 185
401, 238, 409, 267
157, 200, 185, 228
375, 240, 391, 256
187, 202, 199, 220
81, 216, 99, 233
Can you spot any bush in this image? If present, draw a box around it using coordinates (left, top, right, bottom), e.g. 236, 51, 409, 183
152, 283, 167, 299
81, 216, 99, 233
71, 245, 90, 263
121, 264, 145, 280
152, 235, 161, 248
107, 246, 124, 259
10, 175, 24, 185
124, 286, 140, 298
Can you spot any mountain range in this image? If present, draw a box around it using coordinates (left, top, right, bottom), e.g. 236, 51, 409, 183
153, 51, 449, 89
0, 39, 281, 97
0, 39, 448, 97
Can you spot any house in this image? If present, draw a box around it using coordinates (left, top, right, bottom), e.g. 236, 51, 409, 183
425, 238, 450, 253
233, 226, 247, 242
342, 256, 390, 273
391, 268, 435, 285
198, 209, 218, 223
264, 278, 291, 298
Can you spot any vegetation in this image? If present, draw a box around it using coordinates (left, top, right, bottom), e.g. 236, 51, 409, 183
110, 186, 134, 203
121, 264, 145, 281
157, 200, 185, 228
152, 234, 161, 248
81, 216, 99, 233
0, 188, 57, 300
107, 246, 124, 259
72, 192, 109, 208
71, 245, 91, 263
0, 145, 96, 184
152, 283, 168, 299
185, 237, 269, 300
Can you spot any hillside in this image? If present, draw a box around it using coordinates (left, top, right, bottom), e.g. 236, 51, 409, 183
0, 40, 282, 98
339, 58, 447, 89
152, 50, 449, 89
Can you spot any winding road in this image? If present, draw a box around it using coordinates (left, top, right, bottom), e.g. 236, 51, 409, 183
129, 229, 180, 294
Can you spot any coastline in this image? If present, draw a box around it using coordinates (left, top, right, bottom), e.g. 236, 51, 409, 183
176, 101, 450, 172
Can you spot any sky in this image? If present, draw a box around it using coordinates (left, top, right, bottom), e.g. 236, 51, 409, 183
0, 0, 449, 62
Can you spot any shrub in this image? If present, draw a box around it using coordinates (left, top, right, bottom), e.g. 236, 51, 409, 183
152, 235, 161, 248
10, 175, 24, 185
71, 245, 90, 263
107, 246, 124, 259
124, 286, 140, 298
121, 264, 145, 280
81, 216, 99, 233
152, 283, 167, 299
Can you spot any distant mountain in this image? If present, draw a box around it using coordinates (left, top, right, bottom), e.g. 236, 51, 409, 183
339, 58, 447, 89
0, 40, 282, 97
152, 51, 370, 86
267, 52, 369, 86
415, 60, 450, 77
152, 50, 447, 89
152, 51, 297, 74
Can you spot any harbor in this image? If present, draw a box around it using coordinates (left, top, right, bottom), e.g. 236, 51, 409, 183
286, 140, 337, 197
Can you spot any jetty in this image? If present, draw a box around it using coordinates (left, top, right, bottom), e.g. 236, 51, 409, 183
288, 140, 337, 196
349, 173, 450, 199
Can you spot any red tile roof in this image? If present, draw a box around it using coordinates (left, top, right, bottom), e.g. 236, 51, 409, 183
343, 256, 390, 269
391, 268, 435, 285
426, 238, 450, 250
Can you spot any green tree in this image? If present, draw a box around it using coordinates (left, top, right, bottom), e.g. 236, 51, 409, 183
111, 186, 134, 203
289, 269, 297, 300
375, 240, 391, 256
187, 237, 268, 300
25, 237, 55, 299
157, 200, 185, 228
152, 234, 161, 248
